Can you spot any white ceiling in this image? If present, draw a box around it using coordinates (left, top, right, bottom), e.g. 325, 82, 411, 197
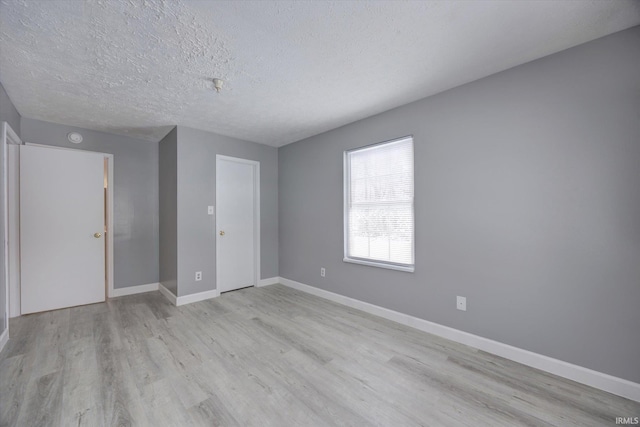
1, 0, 639, 147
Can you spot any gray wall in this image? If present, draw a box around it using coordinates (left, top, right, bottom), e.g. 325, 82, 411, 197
21, 118, 159, 289
176, 126, 278, 297
0, 83, 20, 137
0, 82, 21, 335
159, 127, 178, 295
279, 27, 640, 383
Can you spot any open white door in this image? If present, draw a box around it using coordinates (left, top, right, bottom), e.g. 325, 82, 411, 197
20, 145, 105, 314
216, 155, 260, 293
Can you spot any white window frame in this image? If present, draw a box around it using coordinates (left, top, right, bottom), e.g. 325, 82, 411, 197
343, 136, 415, 273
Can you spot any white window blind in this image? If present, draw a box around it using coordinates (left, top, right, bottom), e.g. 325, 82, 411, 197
344, 136, 414, 272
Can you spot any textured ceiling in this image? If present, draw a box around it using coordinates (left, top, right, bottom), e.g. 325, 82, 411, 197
1, 0, 639, 147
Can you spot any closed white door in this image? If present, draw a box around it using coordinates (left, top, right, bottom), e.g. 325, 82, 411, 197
216, 156, 259, 293
20, 145, 105, 314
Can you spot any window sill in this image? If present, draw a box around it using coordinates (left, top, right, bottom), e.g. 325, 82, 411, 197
343, 257, 414, 273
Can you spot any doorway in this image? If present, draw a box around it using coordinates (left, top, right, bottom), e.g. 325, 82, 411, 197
216, 155, 260, 293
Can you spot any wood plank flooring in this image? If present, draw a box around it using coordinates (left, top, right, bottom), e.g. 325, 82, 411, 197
1, 284, 638, 426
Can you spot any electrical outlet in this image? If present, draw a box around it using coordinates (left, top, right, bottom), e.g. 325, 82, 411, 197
208, 206, 214, 215
456, 296, 467, 311
195, 271, 202, 281
320, 267, 326, 277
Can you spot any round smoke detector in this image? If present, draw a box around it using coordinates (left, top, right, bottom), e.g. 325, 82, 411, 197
67, 132, 83, 144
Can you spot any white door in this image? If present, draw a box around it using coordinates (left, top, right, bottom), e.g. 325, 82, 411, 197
216, 156, 259, 293
20, 145, 105, 314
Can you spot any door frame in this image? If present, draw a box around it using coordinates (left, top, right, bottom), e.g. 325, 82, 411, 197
2, 122, 21, 341
7, 127, 21, 317
215, 155, 260, 293
17, 143, 115, 307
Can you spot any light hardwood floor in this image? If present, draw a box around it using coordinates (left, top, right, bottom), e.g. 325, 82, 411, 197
1, 284, 638, 426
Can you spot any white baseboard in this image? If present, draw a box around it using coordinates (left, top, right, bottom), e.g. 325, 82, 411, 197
0, 327, 8, 354
176, 289, 219, 306
110, 282, 159, 298
158, 283, 177, 305
158, 283, 219, 306
278, 277, 640, 403
257, 277, 280, 287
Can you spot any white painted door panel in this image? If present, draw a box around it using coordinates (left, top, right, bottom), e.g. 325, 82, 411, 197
217, 158, 256, 293
20, 145, 105, 314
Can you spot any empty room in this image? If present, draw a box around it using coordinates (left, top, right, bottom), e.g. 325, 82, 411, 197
1, 0, 639, 425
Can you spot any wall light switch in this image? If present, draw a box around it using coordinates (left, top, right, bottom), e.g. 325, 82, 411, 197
208, 206, 214, 215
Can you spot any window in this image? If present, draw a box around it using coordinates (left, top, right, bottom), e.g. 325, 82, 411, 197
344, 136, 414, 272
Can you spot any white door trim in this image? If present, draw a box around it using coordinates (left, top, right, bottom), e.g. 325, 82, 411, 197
2, 122, 21, 342
8, 139, 20, 317
22, 142, 115, 302
215, 154, 260, 293
105, 154, 114, 298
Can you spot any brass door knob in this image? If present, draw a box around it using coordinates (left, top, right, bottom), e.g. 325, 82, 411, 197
219, 231, 225, 236
94, 232, 102, 238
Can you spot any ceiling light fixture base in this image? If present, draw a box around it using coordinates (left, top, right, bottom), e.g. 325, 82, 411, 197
213, 78, 224, 93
